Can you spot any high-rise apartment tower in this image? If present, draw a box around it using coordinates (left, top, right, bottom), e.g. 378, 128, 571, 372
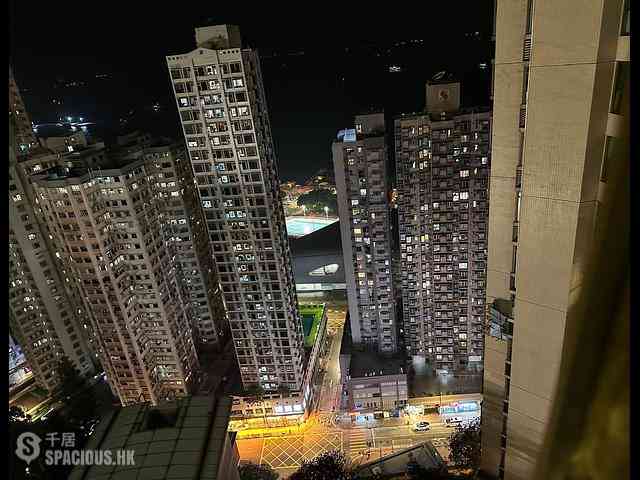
480, 1, 630, 478
32, 155, 200, 405
167, 25, 306, 392
395, 78, 491, 374
333, 113, 397, 353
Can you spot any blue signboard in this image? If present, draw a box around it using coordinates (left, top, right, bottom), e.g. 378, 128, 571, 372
343, 129, 357, 142
439, 401, 479, 415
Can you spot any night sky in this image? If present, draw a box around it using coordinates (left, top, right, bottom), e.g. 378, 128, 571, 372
10, 3, 494, 183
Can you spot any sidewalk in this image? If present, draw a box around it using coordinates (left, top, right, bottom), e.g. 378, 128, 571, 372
235, 414, 321, 440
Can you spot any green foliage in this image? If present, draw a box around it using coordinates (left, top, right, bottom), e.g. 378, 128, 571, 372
238, 462, 279, 480
244, 384, 265, 400
289, 450, 354, 480
448, 420, 481, 471
296, 189, 337, 215
54, 356, 85, 399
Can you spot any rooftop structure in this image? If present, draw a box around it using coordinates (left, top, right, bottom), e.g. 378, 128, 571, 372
70, 395, 240, 480
354, 442, 446, 478
289, 221, 346, 293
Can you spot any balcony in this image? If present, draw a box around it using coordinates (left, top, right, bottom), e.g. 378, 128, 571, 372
519, 104, 527, 130
523, 34, 532, 62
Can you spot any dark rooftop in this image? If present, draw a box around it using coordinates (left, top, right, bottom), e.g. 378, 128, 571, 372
290, 220, 342, 256
341, 320, 406, 378
349, 351, 406, 378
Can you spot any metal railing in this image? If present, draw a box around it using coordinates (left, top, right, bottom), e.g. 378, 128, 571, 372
523, 34, 532, 61
519, 104, 527, 129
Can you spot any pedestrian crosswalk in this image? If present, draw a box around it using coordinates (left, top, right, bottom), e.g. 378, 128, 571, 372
348, 429, 369, 457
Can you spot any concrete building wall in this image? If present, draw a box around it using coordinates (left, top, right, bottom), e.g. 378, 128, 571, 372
482, 1, 629, 478
348, 374, 408, 413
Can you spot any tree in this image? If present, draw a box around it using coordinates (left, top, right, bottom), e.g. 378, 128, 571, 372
244, 384, 265, 400
448, 420, 481, 471
238, 462, 279, 480
54, 356, 85, 399
289, 450, 354, 480
296, 189, 338, 215
9, 405, 30, 423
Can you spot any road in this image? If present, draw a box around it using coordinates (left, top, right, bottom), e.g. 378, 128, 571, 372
315, 303, 347, 416
236, 412, 471, 476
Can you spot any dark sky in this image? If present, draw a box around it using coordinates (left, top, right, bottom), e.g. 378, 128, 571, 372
10, 3, 494, 183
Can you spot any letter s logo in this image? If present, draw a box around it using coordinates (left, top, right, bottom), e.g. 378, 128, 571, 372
15, 432, 41, 465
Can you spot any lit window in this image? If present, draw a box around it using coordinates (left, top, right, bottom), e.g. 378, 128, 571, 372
460, 170, 469, 178
458, 262, 468, 269
460, 192, 469, 200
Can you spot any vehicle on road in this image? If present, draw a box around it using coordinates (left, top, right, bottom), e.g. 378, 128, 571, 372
413, 421, 431, 432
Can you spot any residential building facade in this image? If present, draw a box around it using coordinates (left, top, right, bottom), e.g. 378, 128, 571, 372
111, 133, 229, 351
333, 113, 397, 354
32, 158, 200, 406
481, 1, 630, 478
395, 79, 491, 374
166, 25, 306, 393
9, 73, 96, 393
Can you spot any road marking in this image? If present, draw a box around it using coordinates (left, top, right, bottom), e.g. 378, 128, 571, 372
259, 438, 265, 466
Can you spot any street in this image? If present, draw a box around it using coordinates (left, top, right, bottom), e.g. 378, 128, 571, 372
315, 303, 346, 415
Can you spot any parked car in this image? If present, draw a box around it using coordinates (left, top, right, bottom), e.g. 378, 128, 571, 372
413, 421, 431, 432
